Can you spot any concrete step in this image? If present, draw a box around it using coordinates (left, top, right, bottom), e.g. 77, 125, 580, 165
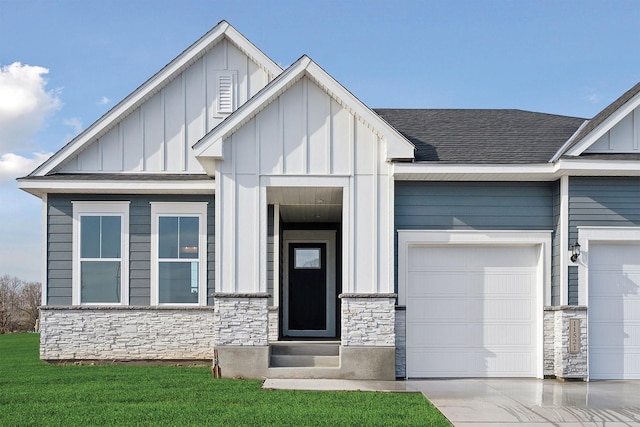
270, 342, 340, 356
270, 354, 339, 368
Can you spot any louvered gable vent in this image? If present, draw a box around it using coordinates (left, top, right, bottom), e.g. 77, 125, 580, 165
216, 71, 237, 115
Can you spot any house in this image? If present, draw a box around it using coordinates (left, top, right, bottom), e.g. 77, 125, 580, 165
18, 21, 640, 381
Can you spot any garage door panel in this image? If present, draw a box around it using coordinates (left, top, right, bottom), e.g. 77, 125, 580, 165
407, 297, 475, 322
408, 272, 471, 296
483, 270, 535, 295
483, 299, 533, 321
406, 244, 538, 378
589, 242, 640, 380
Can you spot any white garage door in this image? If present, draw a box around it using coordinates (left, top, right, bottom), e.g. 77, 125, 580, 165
589, 242, 640, 380
407, 245, 538, 378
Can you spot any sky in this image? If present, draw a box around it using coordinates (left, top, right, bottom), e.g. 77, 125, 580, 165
0, 0, 639, 282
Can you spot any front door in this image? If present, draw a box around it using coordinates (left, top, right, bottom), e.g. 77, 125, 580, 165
283, 230, 336, 338
289, 243, 326, 331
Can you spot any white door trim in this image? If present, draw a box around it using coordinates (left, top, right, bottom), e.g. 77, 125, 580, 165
397, 229, 552, 379
282, 230, 336, 337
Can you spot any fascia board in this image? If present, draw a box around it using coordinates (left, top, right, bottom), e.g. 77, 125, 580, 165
393, 159, 640, 181
393, 163, 556, 180
17, 178, 215, 198
32, 21, 282, 177
565, 91, 640, 157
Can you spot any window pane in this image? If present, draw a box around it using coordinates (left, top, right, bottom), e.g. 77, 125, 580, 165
179, 217, 199, 259
80, 216, 100, 258
295, 248, 321, 269
159, 261, 198, 304
81, 261, 121, 303
101, 216, 121, 258
159, 217, 178, 259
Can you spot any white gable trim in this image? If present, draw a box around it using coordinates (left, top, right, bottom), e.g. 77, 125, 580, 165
31, 21, 282, 177
564, 90, 640, 157
193, 55, 415, 174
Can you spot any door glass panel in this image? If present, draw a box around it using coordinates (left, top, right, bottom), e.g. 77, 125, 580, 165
295, 248, 321, 269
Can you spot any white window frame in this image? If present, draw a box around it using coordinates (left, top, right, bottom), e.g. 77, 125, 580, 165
150, 202, 208, 306
214, 70, 237, 116
72, 201, 130, 306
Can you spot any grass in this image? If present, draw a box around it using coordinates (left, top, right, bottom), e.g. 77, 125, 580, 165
0, 334, 451, 426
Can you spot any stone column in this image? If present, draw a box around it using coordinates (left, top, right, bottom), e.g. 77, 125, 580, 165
395, 306, 406, 379
212, 293, 270, 378
544, 306, 588, 380
339, 293, 396, 380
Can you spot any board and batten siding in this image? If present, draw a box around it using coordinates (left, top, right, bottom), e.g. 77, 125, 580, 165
394, 181, 555, 293
568, 176, 640, 304
216, 76, 393, 294
585, 106, 640, 154
56, 39, 273, 174
46, 194, 215, 306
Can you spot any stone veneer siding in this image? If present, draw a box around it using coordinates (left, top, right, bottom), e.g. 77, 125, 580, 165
40, 306, 215, 360
268, 306, 279, 342
339, 294, 396, 347
395, 306, 406, 378
544, 306, 588, 380
212, 294, 269, 346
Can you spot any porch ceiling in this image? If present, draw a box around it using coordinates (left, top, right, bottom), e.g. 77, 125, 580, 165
268, 187, 342, 223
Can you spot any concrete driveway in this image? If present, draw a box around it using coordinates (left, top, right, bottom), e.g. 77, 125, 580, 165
407, 379, 640, 426
264, 378, 640, 426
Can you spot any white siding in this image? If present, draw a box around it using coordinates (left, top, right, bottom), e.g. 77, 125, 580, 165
586, 106, 640, 153
56, 38, 273, 174
216, 76, 395, 295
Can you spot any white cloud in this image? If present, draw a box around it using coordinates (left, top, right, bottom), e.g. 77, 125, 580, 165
0, 62, 61, 153
583, 93, 600, 104
63, 117, 83, 135
0, 152, 52, 182
97, 95, 110, 105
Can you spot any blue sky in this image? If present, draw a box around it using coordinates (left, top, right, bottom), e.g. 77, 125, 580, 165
1, 0, 639, 281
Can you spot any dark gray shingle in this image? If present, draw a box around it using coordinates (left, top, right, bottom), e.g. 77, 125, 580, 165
375, 109, 585, 164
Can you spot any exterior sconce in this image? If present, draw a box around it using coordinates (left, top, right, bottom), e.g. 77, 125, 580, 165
570, 241, 581, 262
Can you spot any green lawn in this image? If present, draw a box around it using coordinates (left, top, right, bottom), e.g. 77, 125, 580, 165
0, 334, 450, 426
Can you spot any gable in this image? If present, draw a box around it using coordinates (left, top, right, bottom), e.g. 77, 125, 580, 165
561, 81, 640, 158
31, 21, 282, 177
583, 106, 640, 154
194, 56, 415, 175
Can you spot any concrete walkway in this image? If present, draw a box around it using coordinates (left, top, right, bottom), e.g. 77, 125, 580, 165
263, 378, 640, 426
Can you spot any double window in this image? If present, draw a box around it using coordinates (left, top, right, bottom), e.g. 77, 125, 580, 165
72, 202, 129, 305
151, 203, 207, 305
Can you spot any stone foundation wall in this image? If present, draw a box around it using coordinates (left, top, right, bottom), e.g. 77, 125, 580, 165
339, 294, 396, 347
268, 306, 279, 342
213, 294, 269, 346
544, 306, 588, 380
39, 306, 215, 360
395, 306, 406, 378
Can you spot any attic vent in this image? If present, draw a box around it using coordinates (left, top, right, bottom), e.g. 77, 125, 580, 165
216, 71, 237, 115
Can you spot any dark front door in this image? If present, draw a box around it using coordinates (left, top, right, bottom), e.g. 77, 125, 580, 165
288, 243, 327, 331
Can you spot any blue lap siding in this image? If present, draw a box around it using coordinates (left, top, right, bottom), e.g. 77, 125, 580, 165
567, 176, 640, 305
394, 181, 555, 293
46, 194, 215, 306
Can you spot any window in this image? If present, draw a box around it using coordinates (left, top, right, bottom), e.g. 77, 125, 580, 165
294, 248, 321, 269
151, 203, 207, 305
214, 71, 237, 116
72, 202, 129, 305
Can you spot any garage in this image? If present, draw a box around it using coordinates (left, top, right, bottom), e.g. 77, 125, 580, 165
405, 244, 540, 378
588, 242, 640, 380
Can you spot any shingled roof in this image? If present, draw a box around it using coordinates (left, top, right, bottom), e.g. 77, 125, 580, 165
375, 109, 585, 164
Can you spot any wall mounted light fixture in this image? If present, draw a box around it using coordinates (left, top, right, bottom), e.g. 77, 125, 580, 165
570, 241, 581, 262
